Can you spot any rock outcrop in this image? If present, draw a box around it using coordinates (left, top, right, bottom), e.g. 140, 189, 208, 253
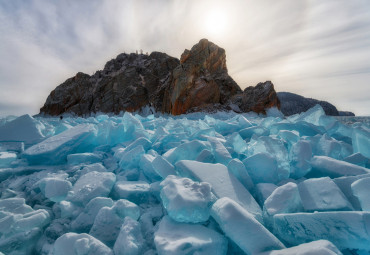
163, 39, 241, 115
40, 52, 179, 116
40, 39, 280, 116
277, 92, 341, 116
230, 81, 280, 114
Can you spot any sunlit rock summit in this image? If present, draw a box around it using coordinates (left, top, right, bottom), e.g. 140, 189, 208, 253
40, 39, 280, 116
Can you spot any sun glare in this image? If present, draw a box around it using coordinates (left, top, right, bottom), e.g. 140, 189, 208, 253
204, 10, 228, 37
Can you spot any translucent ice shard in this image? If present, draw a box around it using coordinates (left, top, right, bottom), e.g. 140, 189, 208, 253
351, 177, 370, 211
23, 124, 97, 165
0, 114, 44, 145
352, 126, 370, 158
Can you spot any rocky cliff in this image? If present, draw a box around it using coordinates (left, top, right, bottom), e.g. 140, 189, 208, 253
40, 39, 280, 116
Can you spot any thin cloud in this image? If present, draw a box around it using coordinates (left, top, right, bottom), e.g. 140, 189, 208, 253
0, 0, 369, 116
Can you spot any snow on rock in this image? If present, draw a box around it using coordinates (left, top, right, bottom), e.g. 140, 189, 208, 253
310, 156, 370, 178
273, 211, 370, 251
154, 216, 228, 255
23, 124, 97, 165
211, 197, 285, 255
0, 114, 44, 145
51, 232, 113, 255
298, 177, 353, 212
160, 175, 213, 223
66, 171, 116, 206
351, 177, 370, 211
259, 240, 342, 255
176, 160, 262, 222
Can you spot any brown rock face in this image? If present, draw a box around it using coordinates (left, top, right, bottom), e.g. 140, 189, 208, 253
40, 52, 179, 116
39, 39, 280, 116
163, 39, 241, 115
230, 81, 280, 114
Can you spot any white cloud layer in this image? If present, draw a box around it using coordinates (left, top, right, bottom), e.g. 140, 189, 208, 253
1, 0, 369, 116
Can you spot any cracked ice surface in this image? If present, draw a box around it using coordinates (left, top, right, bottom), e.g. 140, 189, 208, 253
0, 106, 369, 254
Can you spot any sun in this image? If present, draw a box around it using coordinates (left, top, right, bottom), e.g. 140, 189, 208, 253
204, 10, 228, 37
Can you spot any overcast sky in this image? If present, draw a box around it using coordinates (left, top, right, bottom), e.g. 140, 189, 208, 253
1, 0, 369, 116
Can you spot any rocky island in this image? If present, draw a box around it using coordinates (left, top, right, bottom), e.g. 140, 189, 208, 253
40, 39, 280, 116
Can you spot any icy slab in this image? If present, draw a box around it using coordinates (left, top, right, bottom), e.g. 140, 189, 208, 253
255, 183, 278, 206
176, 160, 262, 222
247, 136, 290, 182
163, 140, 210, 164
208, 137, 233, 165
352, 126, 370, 158
118, 145, 145, 170
243, 152, 280, 184
344, 153, 370, 168
351, 177, 370, 211
67, 153, 103, 165
23, 124, 97, 165
113, 217, 144, 255
38, 177, 72, 202
152, 155, 176, 179
334, 173, 370, 210
89, 199, 140, 247
154, 216, 227, 255
0, 227, 42, 255
263, 182, 303, 228
56, 200, 83, 219
0, 114, 44, 145
259, 240, 342, 255
298, 177, 353, 212
289, 140, 312, 179
0, 141, 24, 153
0, 208, 50, 238
273, 211, 370, 251
211, 197, 285, 255
71, 197, 114, 233
0, 197, 33, 218
67, 171, 116, 206
227, 158, 254, 191
226, 132, 248, 154
112, 181, 151, 204
296, 104, 325, 126
239, 126, 269, 140
0, 152, 17, 168
309, 156, 370, 178
160, 175, 213, 223
51, 233, 113, 255
139, 154, 162, 181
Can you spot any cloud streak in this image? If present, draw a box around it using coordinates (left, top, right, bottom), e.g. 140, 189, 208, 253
1, 0, 369, 116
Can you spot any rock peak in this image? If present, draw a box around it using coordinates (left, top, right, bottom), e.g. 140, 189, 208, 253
39, 39, 280, 116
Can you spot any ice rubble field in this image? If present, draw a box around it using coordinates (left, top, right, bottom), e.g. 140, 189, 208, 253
0, 105, 369, 255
